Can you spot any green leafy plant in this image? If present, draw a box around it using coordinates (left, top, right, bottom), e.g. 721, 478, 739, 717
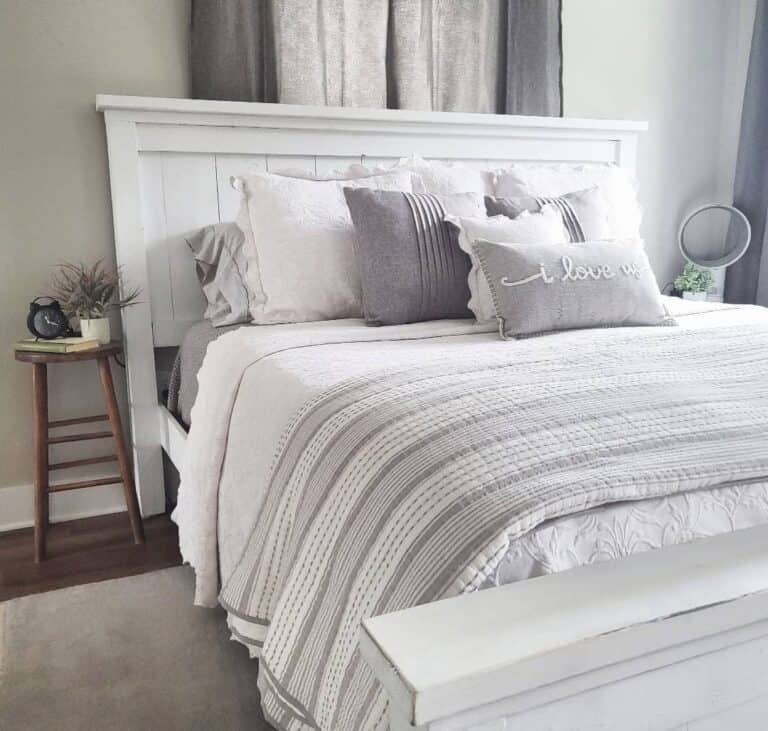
50, 260, 141, 319
674, 263, 713, 294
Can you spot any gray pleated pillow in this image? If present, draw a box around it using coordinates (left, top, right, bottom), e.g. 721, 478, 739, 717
471, 237, 676, 339
186, 222, 252, 327
344, 189, 485, 325
485, 187, 610, 242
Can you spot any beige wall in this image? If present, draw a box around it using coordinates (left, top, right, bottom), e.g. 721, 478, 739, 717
0, 0, 752, 500
0, 1, 189, 492
563, 0, 754, 288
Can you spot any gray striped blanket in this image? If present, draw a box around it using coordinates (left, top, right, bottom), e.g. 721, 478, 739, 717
219, 318, 768, 731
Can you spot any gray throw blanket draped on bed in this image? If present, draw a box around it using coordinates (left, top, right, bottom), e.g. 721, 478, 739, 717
219, 322, 768, 731
190, 0, 562, 115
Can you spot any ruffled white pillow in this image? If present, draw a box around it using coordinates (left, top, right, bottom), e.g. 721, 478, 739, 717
446, 207, 569, 322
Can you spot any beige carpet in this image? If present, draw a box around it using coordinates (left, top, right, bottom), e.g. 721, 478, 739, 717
0, 567, 273, 730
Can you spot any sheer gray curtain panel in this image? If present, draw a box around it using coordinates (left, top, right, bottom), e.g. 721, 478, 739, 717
726, 0, 767, 304
190, 0, 562, 115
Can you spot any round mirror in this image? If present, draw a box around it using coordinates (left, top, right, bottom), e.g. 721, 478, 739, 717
678, 204, 751, 269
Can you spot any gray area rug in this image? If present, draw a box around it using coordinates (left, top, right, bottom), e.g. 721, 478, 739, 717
0, 567, 272, 730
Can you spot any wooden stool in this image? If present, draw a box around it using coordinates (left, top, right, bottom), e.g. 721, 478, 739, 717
15, 342, 145, 561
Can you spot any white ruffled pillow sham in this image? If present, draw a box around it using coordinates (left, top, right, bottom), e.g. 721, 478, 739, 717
234, 162, 391, 314
446, 207, 569, 323
236, 169, 413, 324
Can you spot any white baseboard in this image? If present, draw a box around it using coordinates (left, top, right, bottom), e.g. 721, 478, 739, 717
0, 479, 126, 533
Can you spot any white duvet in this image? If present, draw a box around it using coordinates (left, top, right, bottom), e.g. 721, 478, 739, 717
172, 298, 768, 608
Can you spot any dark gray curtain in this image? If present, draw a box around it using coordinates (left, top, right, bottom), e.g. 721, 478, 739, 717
190, 0, 562, 116
726, 0, 768, 304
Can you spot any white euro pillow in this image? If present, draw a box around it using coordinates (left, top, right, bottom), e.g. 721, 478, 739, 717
446, 207, 569, 322
233, 162, 388, 310
236, 169, 413, 324
494, 163, 641, 240
397, 156, 493, 195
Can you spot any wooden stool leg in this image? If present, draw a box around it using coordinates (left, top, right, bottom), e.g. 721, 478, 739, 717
31, 363, 49, 561
97, 357, 145, 545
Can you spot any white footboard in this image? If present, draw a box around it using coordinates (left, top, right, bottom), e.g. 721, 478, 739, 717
361, 524, 768, 730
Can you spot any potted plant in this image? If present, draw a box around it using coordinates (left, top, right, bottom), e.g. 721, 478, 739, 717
674, 263, 713, 302
50, 261, 140, 344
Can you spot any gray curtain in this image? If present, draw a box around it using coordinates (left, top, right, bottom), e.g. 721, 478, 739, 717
190, 0, 562, 115
726, 0, 768, 304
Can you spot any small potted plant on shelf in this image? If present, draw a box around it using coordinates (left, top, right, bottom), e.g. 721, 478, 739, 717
50, 261, 140, 344
674, 262, 713, 302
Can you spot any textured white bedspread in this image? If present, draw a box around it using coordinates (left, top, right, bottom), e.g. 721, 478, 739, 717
172, 299, 768, 611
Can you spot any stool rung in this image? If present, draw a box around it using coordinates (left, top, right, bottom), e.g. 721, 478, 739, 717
47, 476, 122, 493
49, 455, 118, 471
48, 414, 109, 428
48, 431, 113, 444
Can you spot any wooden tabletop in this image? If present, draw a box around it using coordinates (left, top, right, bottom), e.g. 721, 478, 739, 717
14, 342, 122, 364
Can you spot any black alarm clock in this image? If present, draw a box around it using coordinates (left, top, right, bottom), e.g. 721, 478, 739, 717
27, 298, 72, 340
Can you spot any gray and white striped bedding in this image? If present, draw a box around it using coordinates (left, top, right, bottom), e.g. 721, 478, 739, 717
173, 299, 768, 731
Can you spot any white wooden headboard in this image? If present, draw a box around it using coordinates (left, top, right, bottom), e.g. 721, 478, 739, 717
97, 94, 646, 515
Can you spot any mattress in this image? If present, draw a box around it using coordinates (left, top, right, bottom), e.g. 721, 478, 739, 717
170, 296, 768, 730
173, 300, 768, 603
167, 320, 243, 427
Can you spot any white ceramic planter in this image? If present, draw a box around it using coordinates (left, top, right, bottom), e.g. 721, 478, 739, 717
682, 291, 708, 302
80, 317, 111, 345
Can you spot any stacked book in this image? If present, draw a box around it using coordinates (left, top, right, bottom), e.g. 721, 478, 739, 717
14, 336, 101, 354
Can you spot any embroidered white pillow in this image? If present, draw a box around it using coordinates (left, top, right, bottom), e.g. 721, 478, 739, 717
472, 237, 675, 339
446, 207, 568, 322
236, 169, 413, 324
233, 163, 403, 311
494, 163, 641, 239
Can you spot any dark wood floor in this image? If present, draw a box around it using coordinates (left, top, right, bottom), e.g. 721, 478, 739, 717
0, 512, 182, 601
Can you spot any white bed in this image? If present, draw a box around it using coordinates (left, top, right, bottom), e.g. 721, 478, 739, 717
98, 96, 768, 731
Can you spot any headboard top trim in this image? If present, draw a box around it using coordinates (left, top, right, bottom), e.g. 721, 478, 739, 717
96, 94, 648, 133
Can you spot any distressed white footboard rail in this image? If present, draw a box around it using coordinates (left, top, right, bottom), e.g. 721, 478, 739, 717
361, 524, 768, 730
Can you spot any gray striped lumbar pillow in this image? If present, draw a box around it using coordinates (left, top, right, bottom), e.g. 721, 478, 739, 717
485, 186, 610, 242
472, 237, 676, 339
344, 189, 485, 325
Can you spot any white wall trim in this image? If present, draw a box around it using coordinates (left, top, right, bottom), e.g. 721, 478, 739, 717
0, 480, 126, 533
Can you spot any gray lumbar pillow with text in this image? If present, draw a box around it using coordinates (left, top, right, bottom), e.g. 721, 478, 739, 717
471, 237, 676, 339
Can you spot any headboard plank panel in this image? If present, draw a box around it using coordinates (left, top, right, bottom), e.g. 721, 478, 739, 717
98, 95, 646, 516
160, 154, 217, 322
139, 154, 173, 328
266, 154, 317, 173
315, 155, 364, 175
